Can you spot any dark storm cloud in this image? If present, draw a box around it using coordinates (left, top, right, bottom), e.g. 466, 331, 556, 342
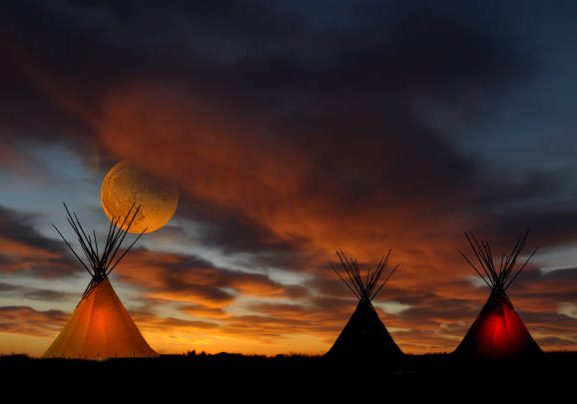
511, 268, 577, 310
537, 337, 576, 348
0, 205, 56, 250
0, 0, 300, 103
227, 5, 527, 101
0, 282, 72, 302
0, 1, 529, 123
0, 306, 66, 336
88, 0, 299, 39
177, 200, 315, 269
117, 249, 309, 308
521, 310, 577, 329
0, 0, 536, 219
0, 283, 13, 292
400, 298, 477, 328
484, 208, 577, 249
0, 204, 75, 277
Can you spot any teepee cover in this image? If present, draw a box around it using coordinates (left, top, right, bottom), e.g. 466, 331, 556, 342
455, 231, 542, 359
44, 278, 156, 358
44, 203, 157, 359
326, 250, 402, 359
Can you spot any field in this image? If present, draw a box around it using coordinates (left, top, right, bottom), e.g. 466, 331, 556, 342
2, 352, 576, 398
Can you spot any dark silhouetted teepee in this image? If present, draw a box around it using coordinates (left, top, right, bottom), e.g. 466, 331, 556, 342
44, 203, 157, 359
454, 230, 542, 359
326, 250, 403, 360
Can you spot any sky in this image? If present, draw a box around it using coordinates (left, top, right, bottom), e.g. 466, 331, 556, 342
1, 0, 577, 356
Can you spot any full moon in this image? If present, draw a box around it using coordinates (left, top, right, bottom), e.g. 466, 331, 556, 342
100, 161, 179, 233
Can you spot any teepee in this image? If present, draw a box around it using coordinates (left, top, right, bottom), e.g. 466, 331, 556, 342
44, 203, 157, 359
455, 230, 542, 359
326, 250, 403, 360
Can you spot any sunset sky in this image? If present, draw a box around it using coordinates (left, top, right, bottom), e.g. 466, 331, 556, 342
2, 1, 577, 356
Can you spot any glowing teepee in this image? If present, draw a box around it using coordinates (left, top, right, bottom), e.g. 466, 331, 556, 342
455, 230, 542, 359
44, 204, 157, 359
326, 250, 403, 360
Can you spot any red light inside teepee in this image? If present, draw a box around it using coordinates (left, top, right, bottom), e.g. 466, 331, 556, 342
475, 300, 531, 357
455, 231, 542, 359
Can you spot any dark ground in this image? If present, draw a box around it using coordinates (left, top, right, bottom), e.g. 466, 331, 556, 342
1, 352, 575, 398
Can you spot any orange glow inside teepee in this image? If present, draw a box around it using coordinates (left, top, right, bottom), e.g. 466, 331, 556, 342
44, 278, 157, 359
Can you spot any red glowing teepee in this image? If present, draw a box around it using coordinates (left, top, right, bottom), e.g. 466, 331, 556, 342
455, 230, 542, 359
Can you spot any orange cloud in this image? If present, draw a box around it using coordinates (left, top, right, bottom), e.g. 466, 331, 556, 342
94, 84, 476, 269
0, 306, 65, 337
84, 84, 577, 354
0, 237, 61, 266
115, 248, 310, 309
